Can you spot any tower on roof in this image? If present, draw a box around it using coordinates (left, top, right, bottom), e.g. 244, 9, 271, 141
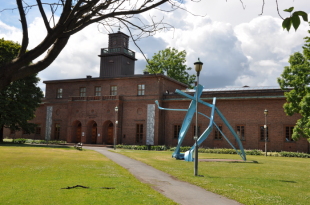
98, 31, 137, 77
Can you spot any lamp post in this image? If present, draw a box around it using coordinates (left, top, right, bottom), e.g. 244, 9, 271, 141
264, 109, 268, 157
194, 58, 203, 176
114, 106, 118, 150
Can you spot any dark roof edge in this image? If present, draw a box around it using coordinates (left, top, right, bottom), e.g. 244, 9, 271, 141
163, 95, 286, 101
43, 74, 188, 88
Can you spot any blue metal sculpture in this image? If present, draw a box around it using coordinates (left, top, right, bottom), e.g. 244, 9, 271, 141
155, 84, 246, 162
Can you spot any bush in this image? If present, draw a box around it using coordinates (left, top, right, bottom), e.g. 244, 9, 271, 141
13, 138, 27, 144
280, 151, 310, 158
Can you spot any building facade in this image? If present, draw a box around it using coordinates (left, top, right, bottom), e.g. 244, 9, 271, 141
3, 31, 309, 153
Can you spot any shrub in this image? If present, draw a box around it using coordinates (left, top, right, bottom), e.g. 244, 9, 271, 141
14, 138, 27, 144
280, 151, 310, 158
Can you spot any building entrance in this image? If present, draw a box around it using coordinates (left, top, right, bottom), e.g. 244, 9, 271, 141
107, 122, 113, 144
77, 122, 81, 142
91, 122, 97, 144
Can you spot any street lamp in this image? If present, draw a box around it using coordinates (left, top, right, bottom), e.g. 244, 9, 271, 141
264, 109, 268, 157
114, 106, 118, 150
194, 58, 203, 176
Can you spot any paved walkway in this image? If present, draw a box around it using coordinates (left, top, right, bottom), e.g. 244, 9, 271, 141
85, 147, 241, 205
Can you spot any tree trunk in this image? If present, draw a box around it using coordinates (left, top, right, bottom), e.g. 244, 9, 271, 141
0, 124, 3, 143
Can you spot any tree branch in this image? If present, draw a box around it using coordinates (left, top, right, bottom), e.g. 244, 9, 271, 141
12, 37, 70, 81
63, 0, 168, 36
16, 0, 28, 57
36, 0, 51, 32
275, 0, 284, 20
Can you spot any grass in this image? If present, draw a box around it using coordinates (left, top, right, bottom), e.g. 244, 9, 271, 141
113, 149, 310, 205
0, 145, 176, 205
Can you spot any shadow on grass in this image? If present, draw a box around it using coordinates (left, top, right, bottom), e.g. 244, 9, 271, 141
0, 142, 73, 149
279, 180, 297, 183
227, 160, 260, 164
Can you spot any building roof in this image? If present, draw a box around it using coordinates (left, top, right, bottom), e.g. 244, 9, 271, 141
185, 86, 284, 93
43, 74, 188, 88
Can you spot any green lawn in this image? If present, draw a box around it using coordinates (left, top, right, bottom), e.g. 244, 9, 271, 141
113, 149, 310, 205
0, 145, 176, 205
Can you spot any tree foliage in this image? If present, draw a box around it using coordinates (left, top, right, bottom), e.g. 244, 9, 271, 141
0, 39, 43, 142
282, 7, 308, 32
277, 28, 310, 142
144, 48, 196, 88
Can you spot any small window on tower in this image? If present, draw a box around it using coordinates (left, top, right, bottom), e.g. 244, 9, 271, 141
127, 62, 130, 65
109, 60, 114, 63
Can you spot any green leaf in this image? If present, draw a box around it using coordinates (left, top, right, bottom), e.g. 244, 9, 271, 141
284, 7, 294, 12
295, 11, 308, 22
291, 15, 301, 31
282, 18, 291, 32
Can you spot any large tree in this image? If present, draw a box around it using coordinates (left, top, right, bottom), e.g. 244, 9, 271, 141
0, 39, 44, 142
277, 28, 310, 142
144, 48, 196, 88
0, 1, 307, 91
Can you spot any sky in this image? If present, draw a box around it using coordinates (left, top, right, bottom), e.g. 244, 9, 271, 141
1, 0, 310, 94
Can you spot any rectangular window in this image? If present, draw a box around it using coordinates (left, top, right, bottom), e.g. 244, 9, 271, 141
80, 87, 86, 97
138, 84, 145, 96
285, 126, 294, 142
193, 125, 201, 138
110, 85, 117, 96
55, 123, 60, 140
10, 129, 15, 134
174, 125, 181, 139
214, 125, 223, 139
23, 129, 28, 135
260, 125, 268, 141
95, 86, 101, 96
36, 124, 41, 135
136, 124, 143, 143
56, 88, 63, 98
236, 125, 245, 140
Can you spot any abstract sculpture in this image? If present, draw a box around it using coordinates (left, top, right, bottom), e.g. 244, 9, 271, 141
155, 84, 246, 162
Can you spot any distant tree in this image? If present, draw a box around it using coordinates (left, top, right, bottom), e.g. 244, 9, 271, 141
277, 29, 310, 142
0, 39, 43, 142
144, 48, 196, 88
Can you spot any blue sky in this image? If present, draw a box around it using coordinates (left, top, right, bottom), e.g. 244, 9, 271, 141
1, 0, 310, 94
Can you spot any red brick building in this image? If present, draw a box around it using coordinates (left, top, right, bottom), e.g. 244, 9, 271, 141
3, 31, 309, 153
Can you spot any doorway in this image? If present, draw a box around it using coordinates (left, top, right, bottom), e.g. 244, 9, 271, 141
107, 122, 113, 144
91, 122, 97, 144
77, 122, 81, 142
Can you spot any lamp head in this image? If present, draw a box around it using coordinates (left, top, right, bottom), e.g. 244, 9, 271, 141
115, 106, 118, 112
264, 109, 268, 116
194, 58, 203, 73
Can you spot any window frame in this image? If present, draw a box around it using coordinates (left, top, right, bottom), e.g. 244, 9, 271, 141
284, 125, 295, 142
236, 125, 245, 141
10, 129, 15, 135
214, 124, 223, 140
136, 124, 143, 143
35, 124, 41, 135
94, 86, 101, 96
56, 88, 63, 99
79, 87, 86, 97
110, 85, 117, 96
259, 125, 269, 141
137, 84, 145, 96
173, 125, 181, 139
55, 123, 60, 140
